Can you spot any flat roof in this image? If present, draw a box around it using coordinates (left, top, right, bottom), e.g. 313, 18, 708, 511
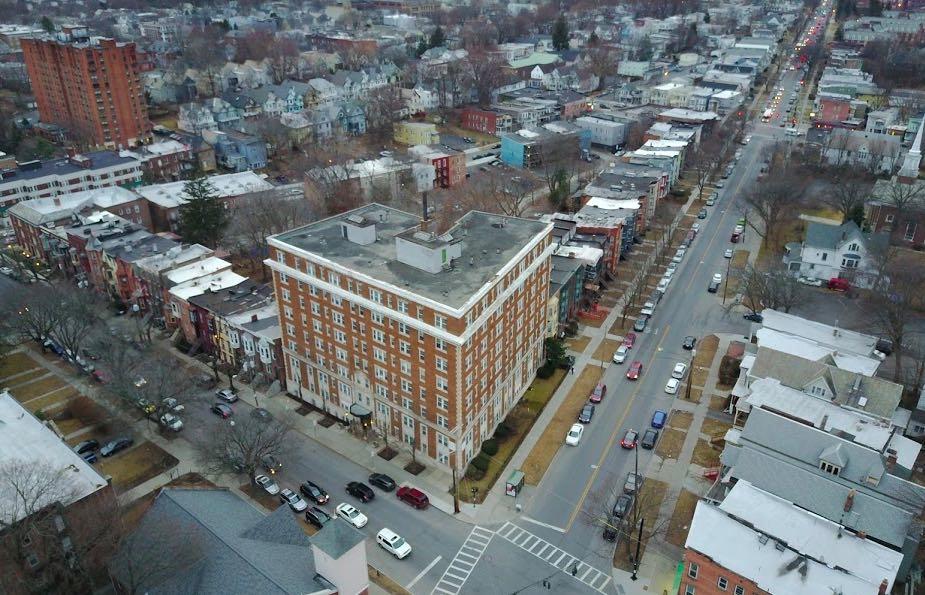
7, 186, 139, 225
759, 309, 877, 357
165, 256, 232, 285
169, 269, 248, 301
136, 172, 273, 209
0, 390, 109, 524
272, 203, 550, 311
0, 150, 139, 184
755, 329, 880, 376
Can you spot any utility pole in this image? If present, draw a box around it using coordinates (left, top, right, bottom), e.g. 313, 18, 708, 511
631, 517, 644, 581
452, 467, 460, 514
722, 252, 732, 305
684, 348, 696, 400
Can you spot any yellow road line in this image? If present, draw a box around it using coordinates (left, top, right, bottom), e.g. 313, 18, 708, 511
565, 324, 671, 532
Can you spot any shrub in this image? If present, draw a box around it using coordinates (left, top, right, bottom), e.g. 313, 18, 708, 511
481, 439, 499, 456
494, 423, 512, 439
471, 453, 490, 472
718, 355, 741, 386
465, 465, 486, 481
536, 363, 555, 379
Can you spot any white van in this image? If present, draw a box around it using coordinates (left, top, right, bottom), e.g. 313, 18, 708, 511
785, 127, 802, 136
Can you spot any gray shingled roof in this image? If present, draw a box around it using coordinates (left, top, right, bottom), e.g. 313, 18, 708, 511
110, 488, 333, 595
310, 518, 366, 559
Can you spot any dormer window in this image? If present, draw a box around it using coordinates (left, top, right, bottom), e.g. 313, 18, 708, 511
820, 461, 841, 476
809, 385, 827, 397
847, 243, 860, 251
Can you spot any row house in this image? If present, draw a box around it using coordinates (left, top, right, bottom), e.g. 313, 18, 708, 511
460, 108, 514, 136
0, 151, 143, 211
266, 205, 553, 472
407, 145, 466, 188
125, 140, 193, 182
93, 231, 178, 306
164, 257, 246, 351
204, 130, 268, 172
132, 243, 215, 322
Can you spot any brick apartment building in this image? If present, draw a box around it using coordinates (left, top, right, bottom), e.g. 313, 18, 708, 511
460, 108, 514, 136
408, 145, 466, 189
21, 26, 151, 149
266, 204, 553, 471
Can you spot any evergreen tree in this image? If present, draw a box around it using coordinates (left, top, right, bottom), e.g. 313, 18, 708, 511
428, 26, 445, 49
40, 16, 54, 33
587, 31, 600, 47
552, 15, 569, 52
415, 38, 429, 57
178, 177, 228, 248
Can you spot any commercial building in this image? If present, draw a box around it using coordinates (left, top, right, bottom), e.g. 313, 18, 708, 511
21, 27, 151, 149
266, 204, 553, 471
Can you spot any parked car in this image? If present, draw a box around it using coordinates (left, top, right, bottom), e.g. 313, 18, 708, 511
211, 403, 233, 418
161, 398, 184, 413
589, 382, 606, 403
305, 506, 332, 529
100, 437, 133, 457
280, 489, 308, 512
828, 277, 851, 292
602, 516, 618, 542
651, 410, 668, 429
798, 276, 824, 287
347, 481, 375, 502
633, 316, 648, 332
641, 429, 659, 450
724, 249, 733, 258
335, 503, 368, 528
626, 361, 643, 380
712, 273, 723, 284
620, 429, 638, 449
665, 378, 680, 394
672, 362, 688, 379
708, 280, 720, 293
91, 370, 110, 384
252, 408, 273, 421
656, 278, 670, 293
698, 208, 708, 219
262, 455, 282, 475
377, 528, 412, 559
876, 339, 894, 356
397, 486, 430, 509
216, 388, 239, 403
300, 480, 329, 504
743, 312, 763, 323
612, 493, 633, 519
622, 333, 636, 349
73, 439, 99, 455
578, 403, 595, 423
682, 336, 697, 350
369, 473, 396, 491
255, 474, 280, 495
612, 345, 629, 363
196, 374, 218, 388
624, 472, 642, 495
159, 413, 183, 431
566, 423, 584, 446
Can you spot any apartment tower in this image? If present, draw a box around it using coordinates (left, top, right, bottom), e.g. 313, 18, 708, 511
21, 26, 150, 149
267, 204, 553, 472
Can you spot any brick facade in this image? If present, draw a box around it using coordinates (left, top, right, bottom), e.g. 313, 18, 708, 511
680, 549, 769, 595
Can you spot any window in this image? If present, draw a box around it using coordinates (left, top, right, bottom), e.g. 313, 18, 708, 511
437, 414, 449, 428
734, 587, 744, 595
372, 329, 385, 344
279, 272, 288, 283
847, 243, 860, 251
436, 376, 448, 392
332, 312, 344, 325
820, 461, 841, 476
371, 311, 384, 324
331, 295, 342, 306
400, 360, 411, 375
437, 396, 448, 410
688, 562, 698, 579
334, 330, 347, 344
435, 314, 447, 329
717, 577, 727, 591
841, 257, 858, 269
401, 379, 413, 394
399, 341, 410, 355
369, 288, 382, 303
281, 288, 290, 302
311, 303, 321, 315
905, 221, 917, 241
398, 299, 408, 313
821, 252, 828, 261
435, 356, 448, 372
435, 338, 446, 352
328, 271, 339, 285
684, 586, 695, 595
373, 347, 387, 363
276, 251, 286, 263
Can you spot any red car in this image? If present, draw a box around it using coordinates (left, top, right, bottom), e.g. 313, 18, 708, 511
622, 332, 636, 349
397, 486, 429, 509
626, 361, 643, 380
620, 429, 638, 449
589, 382, 607, 403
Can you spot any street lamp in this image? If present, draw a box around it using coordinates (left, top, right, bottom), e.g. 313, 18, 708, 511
684, 348, 697, 400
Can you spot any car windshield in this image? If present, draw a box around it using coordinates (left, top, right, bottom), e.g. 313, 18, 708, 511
569, 429, 580, 437
391, 537, 406, 548
346, 508, 358, 518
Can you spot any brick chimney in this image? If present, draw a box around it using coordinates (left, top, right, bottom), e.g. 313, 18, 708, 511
879, 579, 888, 595
843, 489, 855, 513
885, 449, 897, 473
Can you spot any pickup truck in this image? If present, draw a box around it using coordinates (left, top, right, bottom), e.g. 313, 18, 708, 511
640, 301, 656, 317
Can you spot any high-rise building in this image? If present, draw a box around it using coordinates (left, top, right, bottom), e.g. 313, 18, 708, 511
21, 26, 151, 149
267, 204, 553, 472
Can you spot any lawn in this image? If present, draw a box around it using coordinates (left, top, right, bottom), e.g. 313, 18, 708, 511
241, 482, 284, 512
23, 387, 76, 414
522, 367, 600, 485
56, 417, 87, 437
98, 441, 179, 493
731, 250, 750, 271
667, 410, 693, 430
5, 369, 49, 387
701, 417, 732, 438
690, 440, 721, 468
708, 395, 729, 412
0, 352, 40, 380
459, 369, 566, 501
593, 339, 620, 362
693, 335, 719, 368
690, 367, 709, 389
566, 335, 591, 353
613, 479, 668, 572
685, 387, 703, 404
11, 376, 66, 400
654, 428, 686, 460
666, 489, 700, 548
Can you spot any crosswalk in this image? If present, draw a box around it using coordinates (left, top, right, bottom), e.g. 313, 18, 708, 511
496, 522, 612, 594
431, 526, 494, 595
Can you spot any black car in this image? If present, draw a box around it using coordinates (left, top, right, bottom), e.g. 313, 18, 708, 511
578, 403, 595, 424
612, 493, 633, 520
633, 316, 648, 332
682, 336, 697, 350
100, 437, 133, 457
251, 408, 273, 421
697, 208, 708, 219
81, 451, 98, 465
73, 439, 99, 455
369, 473, 396, 491
346, 481, 375, 502
602, 516, 618, 542
641, 429, 659, 450
300, 480, 329, 504
743, 312, 763, 323
707, 280, 720, 293
305, 506, 332, 529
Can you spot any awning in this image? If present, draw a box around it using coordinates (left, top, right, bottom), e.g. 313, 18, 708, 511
349, 403, 372, 418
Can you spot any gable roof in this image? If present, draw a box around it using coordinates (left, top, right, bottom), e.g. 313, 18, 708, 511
804, 219, 887, 253
111, 488, 334, 595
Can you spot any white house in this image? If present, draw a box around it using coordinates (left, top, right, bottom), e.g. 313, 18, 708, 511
782, 220, 889, 288
823, 130, 903, 175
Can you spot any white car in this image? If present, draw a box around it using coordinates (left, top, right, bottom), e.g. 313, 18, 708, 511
692, 223, 701, 232
565, 423, 584, 446
665, 378, 681, 395
657, 278, 670, 293
672, 362, 688, 379
336, 502, 368, 528
662, 267, 675, 279
798, 276, 824, 287
280, 488, 308, 512
158, 413, 183, 432
613, 345, 629, 364
255, 474, 280, 495
724, 249, 734, 258
377, 528, 412, 559
0, 266, 13, 276
712, 273, 723, 284
675, 248, 687, 258
666, 261, 678, 273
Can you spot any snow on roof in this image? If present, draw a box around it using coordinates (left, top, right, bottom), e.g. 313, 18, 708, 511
165, 256, 232, 285
586, 197, 641, 211
718, 481, 902, 590
144, 140, 189, 156
135, 244, 213, 274
755, 328, 880, 376
643, 139, 688, 149
136, 172, 272, 209
169, 269, 248, 301
553, 244, 603, 265
0, 391, 109, 524
686, 502, 891, 595
759, 309, 877, 357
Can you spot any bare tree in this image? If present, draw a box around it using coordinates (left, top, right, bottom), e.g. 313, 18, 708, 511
226, 190, 315, 273
737, 263, 806, 314
688, 136, 723, 199
824, 168, 871, 223
466, 49, 510, 106
362, 84, 405, 144
580, 47, 619, 91
197, 414, 292, 483
866, 257, 925, 384
739, 172, 804, 249
266, 37, 300, 84
7, 284, 61, 350
178, 26, 227, 97
50, 291, 101, 366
